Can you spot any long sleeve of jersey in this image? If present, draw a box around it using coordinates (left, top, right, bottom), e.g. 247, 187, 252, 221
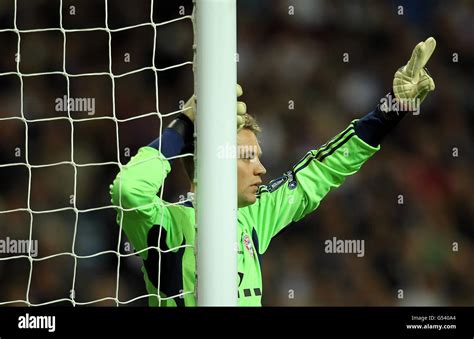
110, 146, 175, 252
110, 146, 197, 307
240, 120, 380, 254
110, 113, 194, 255
110, 116, 198, 307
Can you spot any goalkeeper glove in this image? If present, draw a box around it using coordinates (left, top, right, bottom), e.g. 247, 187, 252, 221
236, 84, 250, 130
393, 37, 436, 106
183, 84, 247, 124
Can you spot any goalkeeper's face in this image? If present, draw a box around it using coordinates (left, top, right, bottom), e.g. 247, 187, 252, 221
237, 129, 266, 208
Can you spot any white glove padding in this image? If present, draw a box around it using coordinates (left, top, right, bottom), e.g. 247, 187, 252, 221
183, 84, 247, 124
393, 37, 436, 105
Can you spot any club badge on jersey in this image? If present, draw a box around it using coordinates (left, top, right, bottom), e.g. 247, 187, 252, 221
266, 170, 298, 192
243, 234, 254, 257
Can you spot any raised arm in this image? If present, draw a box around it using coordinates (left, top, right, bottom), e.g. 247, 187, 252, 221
243, 121, 379, 254
244, 37, 437, 254
109, 111, 194, 250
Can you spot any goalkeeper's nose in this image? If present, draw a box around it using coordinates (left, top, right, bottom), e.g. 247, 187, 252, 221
254, 159, 266, 176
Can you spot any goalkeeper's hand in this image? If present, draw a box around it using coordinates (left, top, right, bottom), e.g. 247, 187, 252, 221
393, 37, 436, 106
182, 84, 247, 123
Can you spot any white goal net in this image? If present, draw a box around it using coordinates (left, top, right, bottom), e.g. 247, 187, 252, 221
0, 0, 194, 306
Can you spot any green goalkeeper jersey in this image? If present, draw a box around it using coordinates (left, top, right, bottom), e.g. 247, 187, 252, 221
110, 121, 379, 306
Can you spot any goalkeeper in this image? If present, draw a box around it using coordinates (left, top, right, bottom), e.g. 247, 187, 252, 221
110, 38, 436, 306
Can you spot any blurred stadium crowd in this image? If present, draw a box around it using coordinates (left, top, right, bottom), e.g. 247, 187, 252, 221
0, 0, 472, 306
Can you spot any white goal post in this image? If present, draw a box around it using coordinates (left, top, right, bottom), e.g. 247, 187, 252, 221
195, 0, 238, 306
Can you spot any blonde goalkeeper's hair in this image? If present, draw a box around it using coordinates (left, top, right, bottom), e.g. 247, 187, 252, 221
237, 112, 261, 134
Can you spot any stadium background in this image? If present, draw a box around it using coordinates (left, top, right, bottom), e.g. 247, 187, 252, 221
0, 0, 472, 306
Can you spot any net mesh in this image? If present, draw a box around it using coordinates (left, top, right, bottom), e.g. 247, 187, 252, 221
0, 0, 194, 306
